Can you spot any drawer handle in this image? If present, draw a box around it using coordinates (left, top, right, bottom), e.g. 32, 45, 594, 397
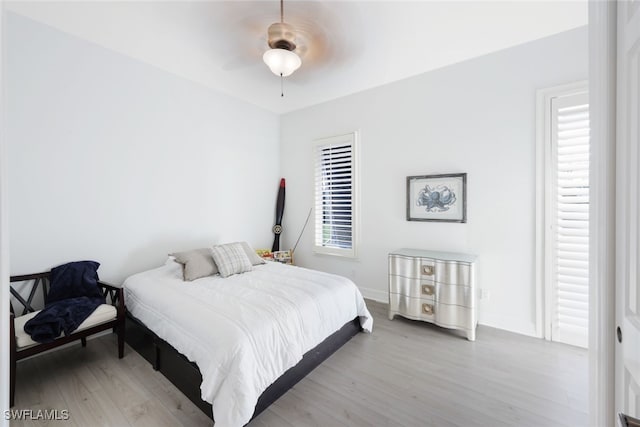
422, 303, 434, 315
421, 265, 434, 276
421, 284, 434, 296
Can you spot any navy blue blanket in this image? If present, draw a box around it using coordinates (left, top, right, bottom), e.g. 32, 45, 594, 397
24, 261, 105, 343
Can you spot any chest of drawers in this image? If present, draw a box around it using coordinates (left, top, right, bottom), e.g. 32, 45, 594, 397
388, 249, 477, 341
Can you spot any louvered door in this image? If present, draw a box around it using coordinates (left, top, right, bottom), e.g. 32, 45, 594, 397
548, 91, 590, 348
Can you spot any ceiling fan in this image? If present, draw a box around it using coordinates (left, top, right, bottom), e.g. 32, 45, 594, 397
262, 0, 302, 79
261, 0, 305, 97
216, 1, 354, 85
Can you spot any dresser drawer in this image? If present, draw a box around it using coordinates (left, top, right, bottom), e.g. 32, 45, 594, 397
390, 255, 472, 286
433, 302, 475, 331
434, 261, 473, 286
389, 294, 436, 322
389, 255, 436, 279
389, 276, 436, 300
436, 283, 475, 307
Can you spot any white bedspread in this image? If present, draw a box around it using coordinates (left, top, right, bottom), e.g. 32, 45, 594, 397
124, 261, 372, 427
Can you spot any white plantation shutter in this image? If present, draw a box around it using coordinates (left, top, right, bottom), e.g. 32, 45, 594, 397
313, 133, 357, 257
550, 92, 589, 348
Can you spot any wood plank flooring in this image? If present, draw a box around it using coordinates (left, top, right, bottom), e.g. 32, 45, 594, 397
10, 300, 587, 426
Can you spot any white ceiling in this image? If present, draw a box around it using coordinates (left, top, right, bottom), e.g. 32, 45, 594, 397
6, 1, 588, 114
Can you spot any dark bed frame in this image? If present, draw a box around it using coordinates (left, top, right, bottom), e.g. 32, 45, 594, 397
125, 311, 362, 423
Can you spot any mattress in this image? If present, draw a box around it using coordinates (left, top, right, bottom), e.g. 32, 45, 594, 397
124, 260, 372, 427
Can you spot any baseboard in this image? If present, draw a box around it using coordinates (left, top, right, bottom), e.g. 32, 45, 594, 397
359, 286, 388, 303
478, 312, 538, 338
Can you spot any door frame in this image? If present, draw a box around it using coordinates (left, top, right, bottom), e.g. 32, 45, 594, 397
0, 2, 10, 422
588, 1, 616, 426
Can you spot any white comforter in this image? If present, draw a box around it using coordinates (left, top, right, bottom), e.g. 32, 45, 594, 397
124, 260, 372, 427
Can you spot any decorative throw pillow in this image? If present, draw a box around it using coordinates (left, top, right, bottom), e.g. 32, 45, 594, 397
210, 243, 253, 278
170, 248, 219, 281
237, 242, 266, 266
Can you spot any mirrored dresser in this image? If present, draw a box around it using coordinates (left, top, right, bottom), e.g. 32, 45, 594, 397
388, 248, 478, 341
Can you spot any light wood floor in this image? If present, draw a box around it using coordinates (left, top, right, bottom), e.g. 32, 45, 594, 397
11, 300, 587, 426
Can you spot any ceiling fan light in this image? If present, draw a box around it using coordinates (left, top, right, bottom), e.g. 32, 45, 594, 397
263, 48, 302, 77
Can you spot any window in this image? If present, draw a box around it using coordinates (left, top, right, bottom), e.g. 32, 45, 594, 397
313, 132, 357, 257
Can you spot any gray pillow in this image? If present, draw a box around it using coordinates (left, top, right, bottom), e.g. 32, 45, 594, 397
171, 248, 219, 281
210, 243, 253, 278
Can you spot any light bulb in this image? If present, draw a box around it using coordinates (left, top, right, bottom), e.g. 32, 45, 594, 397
263, 48, 302, 77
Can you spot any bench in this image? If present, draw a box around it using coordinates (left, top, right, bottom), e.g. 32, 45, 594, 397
9, 271, 125, 407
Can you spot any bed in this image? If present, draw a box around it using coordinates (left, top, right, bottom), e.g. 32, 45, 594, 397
123, 256, 373, 427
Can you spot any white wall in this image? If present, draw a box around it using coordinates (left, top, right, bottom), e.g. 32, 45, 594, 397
280, 27, 588, 337
5, 13, 280, 284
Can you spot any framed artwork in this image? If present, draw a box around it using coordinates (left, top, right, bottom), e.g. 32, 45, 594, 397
406, 173, 467, 222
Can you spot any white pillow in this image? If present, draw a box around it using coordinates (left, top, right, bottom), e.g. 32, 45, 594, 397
210, 243, 253, 278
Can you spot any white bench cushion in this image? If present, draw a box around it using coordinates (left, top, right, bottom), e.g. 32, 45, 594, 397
13, 304, 117, 349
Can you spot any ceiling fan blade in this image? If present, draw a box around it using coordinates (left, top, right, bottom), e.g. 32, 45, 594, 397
289, 2, 365, 71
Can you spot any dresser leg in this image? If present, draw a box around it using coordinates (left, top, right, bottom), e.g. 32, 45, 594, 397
467, 329, 476, 341
388, 312, 395, 321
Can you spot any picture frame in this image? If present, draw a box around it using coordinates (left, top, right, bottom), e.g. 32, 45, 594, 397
406, 173, 467, 222
272, 250, 292, 264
